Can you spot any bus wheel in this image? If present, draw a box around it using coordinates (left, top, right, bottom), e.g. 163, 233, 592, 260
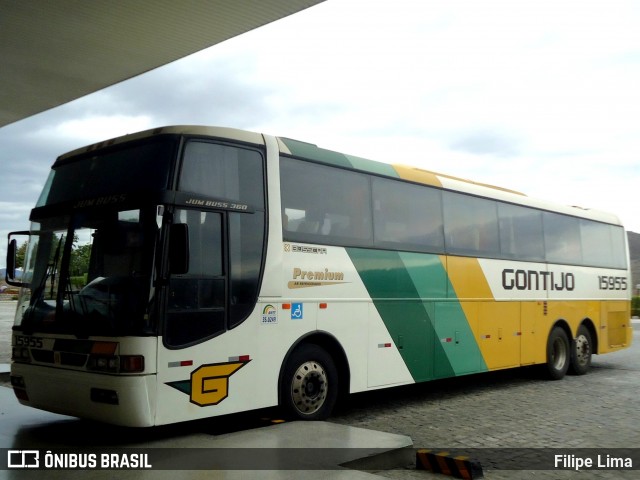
569, 325, 592, 375
281, 344, 338, 420
545, 326, 570, 380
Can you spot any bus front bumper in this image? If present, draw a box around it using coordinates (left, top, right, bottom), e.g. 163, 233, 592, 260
10, 362, 157, 427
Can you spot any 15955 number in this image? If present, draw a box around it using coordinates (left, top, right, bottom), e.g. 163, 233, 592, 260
598, 275, 627, 290
14, 335, 43, 348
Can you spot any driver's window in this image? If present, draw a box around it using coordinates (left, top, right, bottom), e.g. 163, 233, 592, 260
165, 209, 225, 347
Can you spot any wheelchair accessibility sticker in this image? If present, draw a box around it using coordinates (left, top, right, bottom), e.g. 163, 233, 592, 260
291, 303, 303, 320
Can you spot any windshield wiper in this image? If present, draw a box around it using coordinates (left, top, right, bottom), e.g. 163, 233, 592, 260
48, 234, 64, 299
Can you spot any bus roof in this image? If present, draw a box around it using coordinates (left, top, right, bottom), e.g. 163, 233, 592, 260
57, 125, 265, 160
58, 125, 623, 227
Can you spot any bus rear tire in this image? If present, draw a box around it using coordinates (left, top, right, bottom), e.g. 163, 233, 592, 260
544, 326, 570, 380
569, 325, 592, 375
281, 344, 338, 421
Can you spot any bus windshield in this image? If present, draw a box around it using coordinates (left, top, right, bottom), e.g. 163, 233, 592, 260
15, 207, 159, 337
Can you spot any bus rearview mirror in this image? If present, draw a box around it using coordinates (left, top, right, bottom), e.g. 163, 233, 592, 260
169, 223, 190, 275
6, 231, 30, 287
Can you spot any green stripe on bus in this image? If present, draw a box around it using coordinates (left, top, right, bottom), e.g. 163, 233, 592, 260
344, 154, 400, 177
280, 138, 400, 178
347, 248, 487, 381
279, 138, 352, 168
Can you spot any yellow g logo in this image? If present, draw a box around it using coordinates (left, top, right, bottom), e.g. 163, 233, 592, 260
190, 362, 247, 406
166, 360, 250, 407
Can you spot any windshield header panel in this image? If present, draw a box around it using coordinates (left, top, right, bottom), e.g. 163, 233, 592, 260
32, 136, 178, 219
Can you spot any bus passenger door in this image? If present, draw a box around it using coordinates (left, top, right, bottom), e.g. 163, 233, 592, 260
156, 208, 227, 425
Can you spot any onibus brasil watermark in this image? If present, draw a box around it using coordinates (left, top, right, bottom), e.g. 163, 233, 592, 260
7, 450, 151, 469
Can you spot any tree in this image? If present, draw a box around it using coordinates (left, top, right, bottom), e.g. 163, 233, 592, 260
15, 241, 28, 269
69, 243, 91, 278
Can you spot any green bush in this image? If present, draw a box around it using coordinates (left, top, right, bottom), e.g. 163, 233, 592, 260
69, 275, 88, 289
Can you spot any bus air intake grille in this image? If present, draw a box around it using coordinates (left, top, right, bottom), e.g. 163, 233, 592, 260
60, 352, 88, 367
30, 349, 54, 363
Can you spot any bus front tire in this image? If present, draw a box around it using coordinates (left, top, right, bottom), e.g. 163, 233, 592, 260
281, 344, 338, 421
569, 325, 592, 375
544, 326, 570, 380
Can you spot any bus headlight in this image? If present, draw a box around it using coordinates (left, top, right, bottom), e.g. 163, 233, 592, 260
12, 347, 30, 362
87, 355, 144, 373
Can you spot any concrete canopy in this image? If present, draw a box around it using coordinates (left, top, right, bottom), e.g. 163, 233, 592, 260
0, 0, 324, 128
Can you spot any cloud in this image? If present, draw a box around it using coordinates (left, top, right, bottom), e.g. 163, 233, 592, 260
450, 130, 522, 157
80, 50, 280, 130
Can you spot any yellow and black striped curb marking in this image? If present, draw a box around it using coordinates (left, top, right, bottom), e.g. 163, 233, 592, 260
416, 449, 484, 479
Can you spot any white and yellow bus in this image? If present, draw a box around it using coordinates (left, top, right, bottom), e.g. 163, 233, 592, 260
7, 126, 632, 427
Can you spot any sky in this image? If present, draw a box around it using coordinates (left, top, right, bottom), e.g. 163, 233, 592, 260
1, 0, 639, 268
